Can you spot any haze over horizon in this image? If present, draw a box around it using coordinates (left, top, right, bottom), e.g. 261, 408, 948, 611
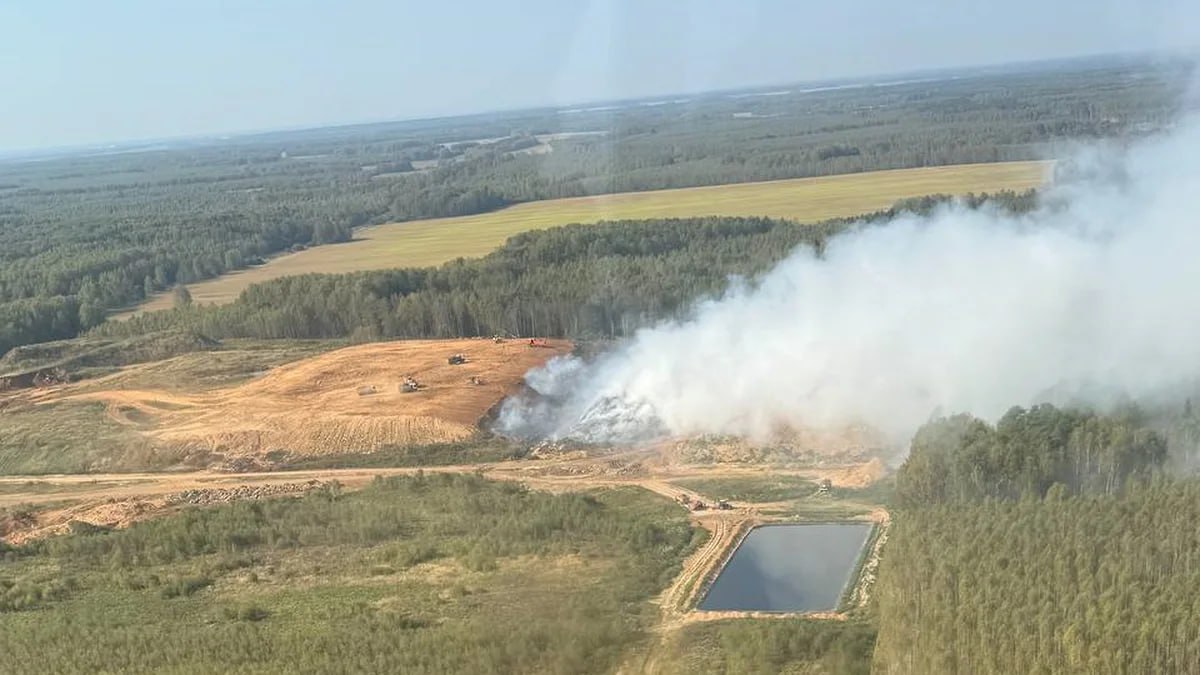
3, 0, 1199, 153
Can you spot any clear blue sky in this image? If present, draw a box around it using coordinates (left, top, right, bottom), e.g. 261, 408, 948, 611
1, 0, 1196, 151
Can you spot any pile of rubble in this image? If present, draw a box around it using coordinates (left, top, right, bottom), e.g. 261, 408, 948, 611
167, 479, 336, 506
527, 441, 569, 459
537, 459, 645, 477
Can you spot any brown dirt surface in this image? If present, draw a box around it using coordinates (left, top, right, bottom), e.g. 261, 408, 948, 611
663, 426, 889, 466
3, 497, 171, 545
22, 338, 570, 457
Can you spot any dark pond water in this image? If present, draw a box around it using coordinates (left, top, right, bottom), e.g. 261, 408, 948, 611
699, 523, 872, 612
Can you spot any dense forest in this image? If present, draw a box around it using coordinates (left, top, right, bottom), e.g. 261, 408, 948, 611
94, 192, 1036, 345
0, 56, 1189, 355
873, 481, 1200, 674
895, 404, 1167, 506
873, 404, 1200, 674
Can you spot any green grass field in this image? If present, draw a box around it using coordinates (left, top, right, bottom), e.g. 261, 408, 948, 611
672, 475, 818, 503
127, 161, 1049, 314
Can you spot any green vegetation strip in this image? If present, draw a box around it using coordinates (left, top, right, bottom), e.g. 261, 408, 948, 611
660, 618, 876, 675
672, 475, 817, 503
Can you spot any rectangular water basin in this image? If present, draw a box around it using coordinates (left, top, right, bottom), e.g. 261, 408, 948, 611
699, 523, 872, 612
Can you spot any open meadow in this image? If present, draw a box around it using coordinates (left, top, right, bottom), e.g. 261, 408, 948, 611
126, 161, 1049, 314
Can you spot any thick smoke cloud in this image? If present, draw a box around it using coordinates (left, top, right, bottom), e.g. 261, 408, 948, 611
497, 120, 1200, 444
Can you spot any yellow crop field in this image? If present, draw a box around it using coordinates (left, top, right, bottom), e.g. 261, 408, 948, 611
124, 160, 1049, 315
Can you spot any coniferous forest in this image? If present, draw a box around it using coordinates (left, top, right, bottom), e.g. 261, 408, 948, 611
874, 403, 1200, 674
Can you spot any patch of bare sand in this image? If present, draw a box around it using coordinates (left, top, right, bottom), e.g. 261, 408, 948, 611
37, 338, 570, 456
2, 497, 171, 545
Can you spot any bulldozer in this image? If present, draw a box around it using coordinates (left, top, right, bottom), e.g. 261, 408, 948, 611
32, 368, 68, 387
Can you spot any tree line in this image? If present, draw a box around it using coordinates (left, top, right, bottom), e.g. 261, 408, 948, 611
895, 403, 1167, 507
94, 192, 1036, 345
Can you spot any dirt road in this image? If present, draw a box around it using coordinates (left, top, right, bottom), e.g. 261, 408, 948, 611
0, 455, 882, 507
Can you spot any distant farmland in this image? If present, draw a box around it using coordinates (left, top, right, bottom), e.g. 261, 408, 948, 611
125, 160, 1049, 315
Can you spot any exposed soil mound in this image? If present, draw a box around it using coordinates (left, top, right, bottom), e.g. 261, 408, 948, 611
665, 426, 889, 466
49, 338, 570, 457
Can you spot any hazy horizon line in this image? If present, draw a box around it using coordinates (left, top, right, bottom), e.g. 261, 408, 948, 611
0, 49, 1166, 161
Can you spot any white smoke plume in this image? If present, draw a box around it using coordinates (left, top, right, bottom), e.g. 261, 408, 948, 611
497, 118, 1200, 445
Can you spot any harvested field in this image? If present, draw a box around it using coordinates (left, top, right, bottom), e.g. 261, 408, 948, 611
123, 161, 1050, 314
16, 338, 570, 458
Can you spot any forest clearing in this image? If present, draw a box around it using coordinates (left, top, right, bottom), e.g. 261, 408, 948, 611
0, 338, 571, 460
124, 160, 1050, 314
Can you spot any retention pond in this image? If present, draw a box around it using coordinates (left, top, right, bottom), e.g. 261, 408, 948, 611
699, 523, 872, 613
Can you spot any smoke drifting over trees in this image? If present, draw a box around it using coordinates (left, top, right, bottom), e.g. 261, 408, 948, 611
498, 121, 1200, 445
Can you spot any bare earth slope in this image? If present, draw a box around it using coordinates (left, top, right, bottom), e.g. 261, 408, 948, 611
41, 339, 570, 455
